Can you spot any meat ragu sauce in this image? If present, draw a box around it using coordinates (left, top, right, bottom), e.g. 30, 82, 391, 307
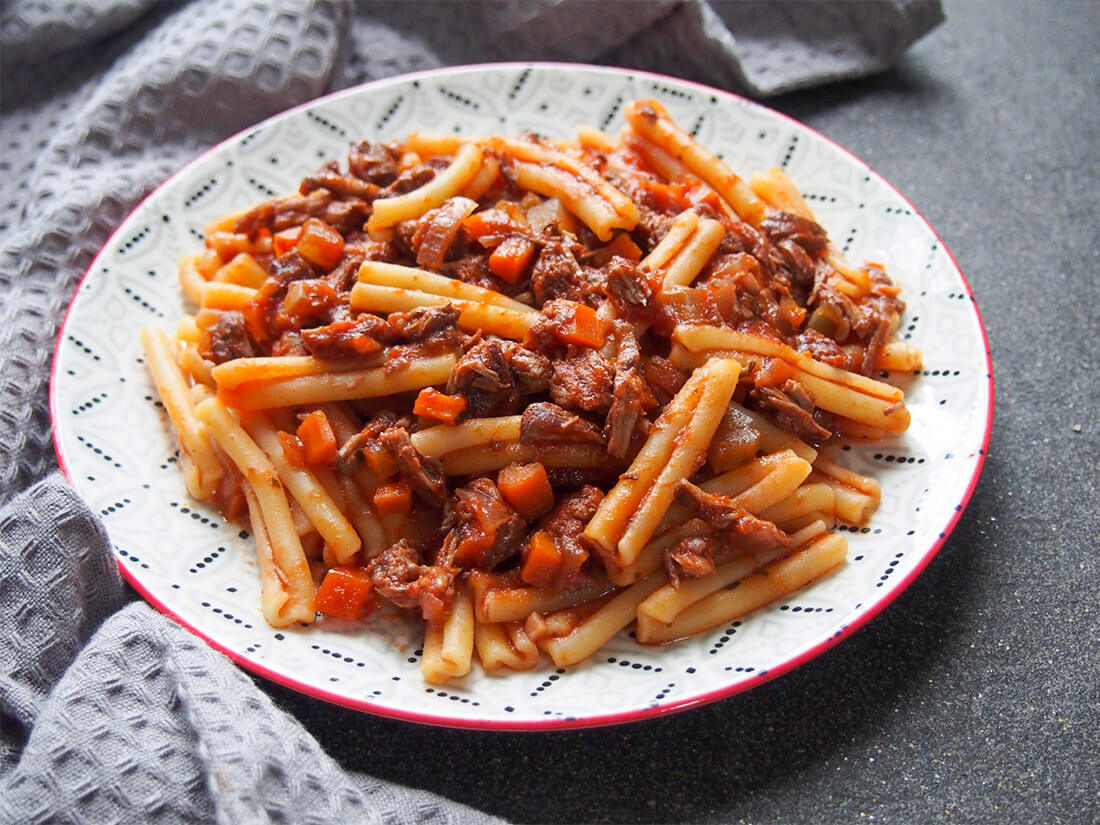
147, 99, 919, 682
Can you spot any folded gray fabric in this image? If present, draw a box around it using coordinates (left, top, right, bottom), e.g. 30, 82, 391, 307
0, 1, 942, 822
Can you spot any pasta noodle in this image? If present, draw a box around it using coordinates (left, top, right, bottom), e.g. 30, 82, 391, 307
142, 99, 920, 683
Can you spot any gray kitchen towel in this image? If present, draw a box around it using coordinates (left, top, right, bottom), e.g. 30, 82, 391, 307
0, 1, 942, 822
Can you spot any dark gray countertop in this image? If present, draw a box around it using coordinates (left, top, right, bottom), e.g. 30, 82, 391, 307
265, 2, 1100, 822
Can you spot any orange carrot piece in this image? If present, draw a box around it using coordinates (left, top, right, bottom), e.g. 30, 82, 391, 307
276, 431, 306, 467
273, 227, 301, 257
316, 567, 377, 620
521, 530, 563, 588
296, 218, 344, 270
373, 480, 412, 517
554, 301, 607, 348
603, 231, 644, 263
297, 410, 337, 465
488, 236, 537, 283
413, 387, 469, 425
497, 461, 554, 521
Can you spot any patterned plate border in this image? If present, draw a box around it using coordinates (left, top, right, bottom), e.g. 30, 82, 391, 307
50, 63, 993, 730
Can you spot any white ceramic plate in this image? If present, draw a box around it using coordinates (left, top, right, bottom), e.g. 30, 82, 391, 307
50, 63, 992, 730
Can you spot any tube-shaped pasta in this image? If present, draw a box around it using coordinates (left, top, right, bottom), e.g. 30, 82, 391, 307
623, 99, 766, 225
140, 326, 224, 500
241, 410, 361, 564
410, 416, 523, 458
195, 397, 315, 626
368, 142, 484, 233
220, 353, 457, 410
421, 585, 475, 684
474, 620, 540, 672
357, 261, 534, 314
636, 532, 847, 644
539, 573, 668, 668
348, 283, 535, 341
617, 357, 742, 565
212, 355, 383, 390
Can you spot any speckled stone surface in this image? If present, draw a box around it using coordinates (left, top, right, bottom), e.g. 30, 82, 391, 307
267, 2, 1100, 822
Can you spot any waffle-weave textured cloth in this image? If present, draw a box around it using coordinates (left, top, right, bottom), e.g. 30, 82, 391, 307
0, 2, 942, 822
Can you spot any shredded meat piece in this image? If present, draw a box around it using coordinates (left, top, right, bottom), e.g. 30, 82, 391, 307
631, 206, 674, 254
413, 197, 478, 269
447, 478, 527, 570
199, 310, 257, 364
748, 379, 833, 441
447, 336, 551, 417
325, 253, 366, 294
675, 480, 792, 544
336, 411, 398, 466
641, 355, 688, 404
348, 140, 399, 185
300, 312, 387, 359
366, 539, 455, 621
550, 348, 615, 415
537, 485, 604, 585
379, 426, 449, 505
666, 534, 719, 584
604, 322, 652, 458
300, 162, 381, 201
383, 166, 435, 197
386, 304, 461, 343
605, 257, 657, 323
531, 240, 585, 304
520, 403, 606, 446
441, 252, 498, 290
759, 211, 829, 254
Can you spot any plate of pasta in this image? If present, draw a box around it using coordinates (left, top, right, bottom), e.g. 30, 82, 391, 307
50, 63, 992, 729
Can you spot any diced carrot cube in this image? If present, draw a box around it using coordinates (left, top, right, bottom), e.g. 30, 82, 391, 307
277, 431, 306, 467
296, 218, 344, 270
497, 461, 554, 521
296, 410, 337, 465
373, 481, 412, 517
413, 387, 468, 425
315, 567, 377, 621
488, 236, 537, 283
521, 530, 562, 588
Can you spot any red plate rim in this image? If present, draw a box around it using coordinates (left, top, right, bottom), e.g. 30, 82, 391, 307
49, 62, 994, 731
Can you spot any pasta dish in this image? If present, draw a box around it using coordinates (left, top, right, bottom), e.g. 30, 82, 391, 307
140, 99, 920, 684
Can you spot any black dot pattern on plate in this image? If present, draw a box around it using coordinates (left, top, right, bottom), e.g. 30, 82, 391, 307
650, 82, 692, 101
375, 95, 404, 130
600, 95, 624, 130
98, 497, 131, 517
118, 225, 151, 254
437, 85, 479, 109
75, 435, 121, 468
248, 177, 276, 197
723, 665, 756, 674
406, 647, 422, 664
183, 178, 217, 207
188, 227, 204, 240
529, 671, 564, 697
310, 643, 373, 670
605, 657, 662, 673
66, 334, 100, 361
425, 688, 480, 707
122, 285, 164, 317
305, 110, 347, 136
779, 603, 835, 613
944, 292, 972, 301
780, 134, 798, 168
919, 368, 962, 377
884, 205, 914, 216
72, 391, 108, 415
239, 128, 264, 147
200, 600, 253, 629
803, 192, 838, 204
874, 453, 926, 465
902, 314, 919, 340
116, 545, 149, 570
708, 621, 741, 654
842, 226, 857, 254
509, 68, 531, 100
188, 544, 228, 573
876, 552, 906, 588
169, 500, 220, 528
652, 682, 676, 703
688, 114, 704, 138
